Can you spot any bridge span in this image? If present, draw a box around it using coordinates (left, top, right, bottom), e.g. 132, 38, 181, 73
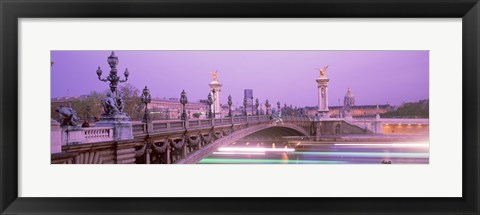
51, 115, 418, 164
52, 116, 314, 164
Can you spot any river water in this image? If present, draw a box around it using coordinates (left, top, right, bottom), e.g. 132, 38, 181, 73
199, 139, 429, 164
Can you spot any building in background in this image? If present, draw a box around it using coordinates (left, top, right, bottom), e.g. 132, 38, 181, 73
148, 98, 207, 120
244, 89, 254, 115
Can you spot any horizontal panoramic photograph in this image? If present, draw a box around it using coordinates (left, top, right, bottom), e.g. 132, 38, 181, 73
51, 50, 429, 164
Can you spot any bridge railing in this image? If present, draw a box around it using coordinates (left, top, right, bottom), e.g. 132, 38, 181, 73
82, 127, 114, 143
96, 115, 306, 143
144, 115, 273, 134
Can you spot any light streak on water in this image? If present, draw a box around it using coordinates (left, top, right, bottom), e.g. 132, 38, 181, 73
199, 158, 347, 164
202, 140, 430, 164
295, 151, 429, 158
212, 152, 266, 155
218, 147, 295, 152
334, 143, 429, 148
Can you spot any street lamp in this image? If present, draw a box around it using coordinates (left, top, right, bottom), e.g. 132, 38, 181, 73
364, 111, 367, 133
255, 98, 259, 115
227, 95, 233, 117
243, 97, 248, 116
180, 90, 188, 121
96, 51, 129, 98
207, 92, 213, 119
277, 101, 281, 114
265, 99, 270, 115
140, 86, 152, 123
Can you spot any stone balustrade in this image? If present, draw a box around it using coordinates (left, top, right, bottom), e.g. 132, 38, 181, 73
83, 127, 114, 143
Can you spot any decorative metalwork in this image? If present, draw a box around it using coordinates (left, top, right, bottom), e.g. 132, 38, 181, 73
255, 98, 259, 115
96, 51, 129, 96
96, 51, 130, 116
265, 99, 270, 115
141, 86, 152, 123
227, 95, 233, 117
180, 90, 188, 121
207, 92, 213, 119
243, 97, 248, 116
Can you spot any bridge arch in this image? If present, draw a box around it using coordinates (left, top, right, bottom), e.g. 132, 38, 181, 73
176, 123, 309, 164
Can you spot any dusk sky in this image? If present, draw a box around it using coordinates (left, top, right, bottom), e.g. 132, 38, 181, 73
51, 50, 428, 107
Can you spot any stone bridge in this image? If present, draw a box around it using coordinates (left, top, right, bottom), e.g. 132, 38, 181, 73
52, 115, 317, 164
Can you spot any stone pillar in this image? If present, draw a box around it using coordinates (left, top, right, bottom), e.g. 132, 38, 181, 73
146, 121, 153, 133
51, 119, 62, 153
316, 74, 330, 119
96, 114, 133, 141
373, 121, 384, 133
209, 81, 222, 119
61, 126, 85, 145
314, 121, 322, 141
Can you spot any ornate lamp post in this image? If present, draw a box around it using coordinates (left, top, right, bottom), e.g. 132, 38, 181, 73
94, 51, 134, 141
180, 90, 188, 128
227, 95, 233, 117
96, 51, 129, 99
364, 111, 367, 133
265, 99, 270, 115
255, 98, 259, 115
141, 86, 152, 123
277, 101, 281, 115
180, 90, 188, 120
207, 93, 213, 119
243, 98, 248, 116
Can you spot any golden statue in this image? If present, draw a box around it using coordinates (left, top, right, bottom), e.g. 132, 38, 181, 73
319, 65, 329, 77
211, 70, 219, 82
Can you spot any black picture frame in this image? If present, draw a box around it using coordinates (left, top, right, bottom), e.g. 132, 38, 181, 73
1, 0, 479, 214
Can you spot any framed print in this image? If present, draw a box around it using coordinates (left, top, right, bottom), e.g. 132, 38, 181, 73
1, 0, 479, 214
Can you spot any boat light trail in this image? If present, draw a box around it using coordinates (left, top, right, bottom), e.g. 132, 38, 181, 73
334, 143, 429, 148
212, 152, 266, 155
218, 147, 295, 152
295, 151, 429, 158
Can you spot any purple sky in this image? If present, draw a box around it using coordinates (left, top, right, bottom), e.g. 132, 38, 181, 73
51, 50, 428, 107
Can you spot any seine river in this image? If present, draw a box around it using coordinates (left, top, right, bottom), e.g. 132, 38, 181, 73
199, 138, 429, 164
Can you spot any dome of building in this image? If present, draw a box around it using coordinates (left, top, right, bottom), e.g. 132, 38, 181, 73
344, 88, 355, 107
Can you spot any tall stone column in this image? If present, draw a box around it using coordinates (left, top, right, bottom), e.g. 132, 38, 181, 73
209, 71, 222, 118
316, 66, 330, 119
343, 88, 355, 121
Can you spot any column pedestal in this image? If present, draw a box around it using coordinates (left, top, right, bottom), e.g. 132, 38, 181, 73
96, 113, 133, 141
209, 81, 222, 119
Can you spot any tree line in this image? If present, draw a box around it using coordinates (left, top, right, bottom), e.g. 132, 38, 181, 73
52, 84, 144, 121
380, 99, 429, 118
